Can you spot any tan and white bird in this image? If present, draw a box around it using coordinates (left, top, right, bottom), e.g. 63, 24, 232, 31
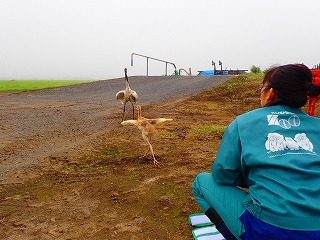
121, 105, 173, 167
116, 68, 138, 121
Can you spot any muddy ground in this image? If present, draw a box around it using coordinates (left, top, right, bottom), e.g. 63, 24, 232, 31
0, 75, 317, 240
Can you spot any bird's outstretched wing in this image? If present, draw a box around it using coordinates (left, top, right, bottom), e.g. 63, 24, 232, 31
147, 118, 173, 125
121, 120, 140, 126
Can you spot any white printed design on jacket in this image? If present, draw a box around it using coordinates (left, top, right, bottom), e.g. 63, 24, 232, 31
265, 113, 314, 153
267, 114, 300, 129
265, 133, 314, 152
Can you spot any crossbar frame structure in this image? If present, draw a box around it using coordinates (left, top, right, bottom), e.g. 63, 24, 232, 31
131, 53, 177, 76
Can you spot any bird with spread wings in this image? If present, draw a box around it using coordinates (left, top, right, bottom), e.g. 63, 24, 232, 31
121, 105, 173, 167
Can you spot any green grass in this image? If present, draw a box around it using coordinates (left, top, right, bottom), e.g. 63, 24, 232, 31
193, 125, 227, 134
0, 80, 97, 92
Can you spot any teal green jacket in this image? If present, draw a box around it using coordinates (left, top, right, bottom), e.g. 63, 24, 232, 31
212, 105, 320, 230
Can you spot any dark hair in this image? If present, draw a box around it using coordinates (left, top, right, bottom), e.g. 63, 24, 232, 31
263, 64, 320, 108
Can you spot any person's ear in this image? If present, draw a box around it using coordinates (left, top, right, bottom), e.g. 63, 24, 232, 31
266, 88, 275, 101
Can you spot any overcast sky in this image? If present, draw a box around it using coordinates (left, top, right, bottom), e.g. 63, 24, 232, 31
1, 0, 319, 80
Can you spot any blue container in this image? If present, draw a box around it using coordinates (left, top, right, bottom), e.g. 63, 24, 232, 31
199, 70, 215, 76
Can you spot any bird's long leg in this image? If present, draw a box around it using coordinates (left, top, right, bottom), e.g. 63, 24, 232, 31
143, 138, 160, 168
139, 138, 160, 167
148, 142, 160, 168
131, 102, 135, 120
121, 104, 126, 122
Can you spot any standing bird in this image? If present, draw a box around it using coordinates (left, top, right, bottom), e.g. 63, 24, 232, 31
121, 105, 173, 167
116, 68, 138, 121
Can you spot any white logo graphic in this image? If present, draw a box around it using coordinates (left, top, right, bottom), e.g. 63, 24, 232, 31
294, 133, 314, 151
267, 114, 300, 129
284, 137, 300, 150
265, 133, 314, 152
267, 115, 280, 126
265, 113, 315, 153
265, 133, 286, 152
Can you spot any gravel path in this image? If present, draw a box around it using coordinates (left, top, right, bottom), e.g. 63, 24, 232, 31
0, 75, 232, 184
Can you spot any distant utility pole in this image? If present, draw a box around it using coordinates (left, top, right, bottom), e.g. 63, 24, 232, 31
212, 61, 216, 75
219, 60, 223, 75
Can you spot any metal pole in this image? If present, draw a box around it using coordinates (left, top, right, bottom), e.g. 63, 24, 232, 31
146, 57, 149, 76
165, 63, 168, 76
212, 61, 216, 75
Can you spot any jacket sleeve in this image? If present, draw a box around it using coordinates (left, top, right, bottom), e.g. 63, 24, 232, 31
211, 119, 248, 188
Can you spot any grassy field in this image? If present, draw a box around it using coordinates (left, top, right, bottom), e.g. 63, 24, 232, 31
0, 80, 96, 92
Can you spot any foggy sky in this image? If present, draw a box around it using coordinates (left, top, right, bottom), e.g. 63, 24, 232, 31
1, 0, 319, 80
